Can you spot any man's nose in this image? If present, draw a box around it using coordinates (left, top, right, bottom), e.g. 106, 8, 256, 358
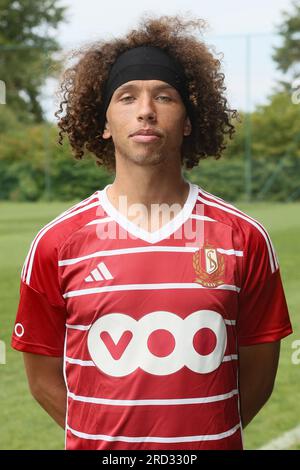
136, 96, 157, 122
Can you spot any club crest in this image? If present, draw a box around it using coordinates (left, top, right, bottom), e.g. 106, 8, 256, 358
193, 243, 225, 287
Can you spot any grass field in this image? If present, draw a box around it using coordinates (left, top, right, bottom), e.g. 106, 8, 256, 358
0, 200, 299, 450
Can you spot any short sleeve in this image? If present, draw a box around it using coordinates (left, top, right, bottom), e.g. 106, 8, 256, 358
11, 229, 67, 356
237, 224, 293, 346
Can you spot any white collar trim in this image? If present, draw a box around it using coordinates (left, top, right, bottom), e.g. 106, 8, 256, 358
97, 181, 199, 244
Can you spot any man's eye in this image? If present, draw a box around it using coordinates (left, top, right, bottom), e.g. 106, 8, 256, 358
119, 95, 172, 102
157, 95, 172, 101
120, 96, 134, 102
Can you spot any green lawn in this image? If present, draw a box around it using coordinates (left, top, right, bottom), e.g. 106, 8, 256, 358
0, 200, 299, 450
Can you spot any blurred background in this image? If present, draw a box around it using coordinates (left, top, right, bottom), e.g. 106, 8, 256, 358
0, 0, 299, 450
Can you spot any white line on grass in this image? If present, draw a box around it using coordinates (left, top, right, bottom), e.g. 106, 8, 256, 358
259, 424, 300, 450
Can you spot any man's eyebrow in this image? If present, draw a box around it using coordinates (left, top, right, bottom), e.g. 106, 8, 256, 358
115, 83, 176, 94
153, 84, 176, 92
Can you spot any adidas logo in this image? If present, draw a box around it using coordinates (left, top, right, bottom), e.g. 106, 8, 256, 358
85, 262, 114, 282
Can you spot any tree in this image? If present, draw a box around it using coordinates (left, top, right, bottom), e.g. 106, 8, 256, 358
0, 0, 66, 123
273, 0, 300, 81
251, 92, 300, 159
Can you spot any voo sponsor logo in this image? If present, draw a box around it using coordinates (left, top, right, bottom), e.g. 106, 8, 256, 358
88, 310, 227, 376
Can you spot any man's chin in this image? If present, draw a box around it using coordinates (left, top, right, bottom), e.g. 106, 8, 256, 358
128, 152, 166, 166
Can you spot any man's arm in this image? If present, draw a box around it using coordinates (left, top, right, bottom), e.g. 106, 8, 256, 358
238, 341, 280, 428
23, 352, 67, 429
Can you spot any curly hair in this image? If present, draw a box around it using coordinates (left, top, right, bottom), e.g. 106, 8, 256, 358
55, 15, 237, 172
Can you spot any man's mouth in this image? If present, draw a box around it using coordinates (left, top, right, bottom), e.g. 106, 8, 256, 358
129, 128, 162, 143
130, 134, 161, 143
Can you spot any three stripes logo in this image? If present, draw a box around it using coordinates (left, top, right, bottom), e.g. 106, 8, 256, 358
85, 262, 114, 283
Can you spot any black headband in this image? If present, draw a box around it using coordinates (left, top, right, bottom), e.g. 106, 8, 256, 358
101, 46, 192, 126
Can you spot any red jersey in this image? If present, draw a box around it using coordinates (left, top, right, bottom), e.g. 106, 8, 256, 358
11, 182, 292, 450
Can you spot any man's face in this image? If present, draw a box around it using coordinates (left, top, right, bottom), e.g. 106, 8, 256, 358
102, 80, 192, 167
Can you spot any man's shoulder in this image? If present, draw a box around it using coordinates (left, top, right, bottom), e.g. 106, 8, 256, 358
21, 190, 105, 285
29, 191, 102, 254
197, 185, 265, 236
197, 185, 278, 273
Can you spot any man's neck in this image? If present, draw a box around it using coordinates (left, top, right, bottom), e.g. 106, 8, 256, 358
106, 162, 190, 232
107, 162, 189, 210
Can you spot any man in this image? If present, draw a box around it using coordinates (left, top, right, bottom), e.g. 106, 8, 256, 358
12, 16, 292, 450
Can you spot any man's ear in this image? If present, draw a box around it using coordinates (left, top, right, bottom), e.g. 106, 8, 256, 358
183, 116, 192, 137
102, 121, 111, 139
